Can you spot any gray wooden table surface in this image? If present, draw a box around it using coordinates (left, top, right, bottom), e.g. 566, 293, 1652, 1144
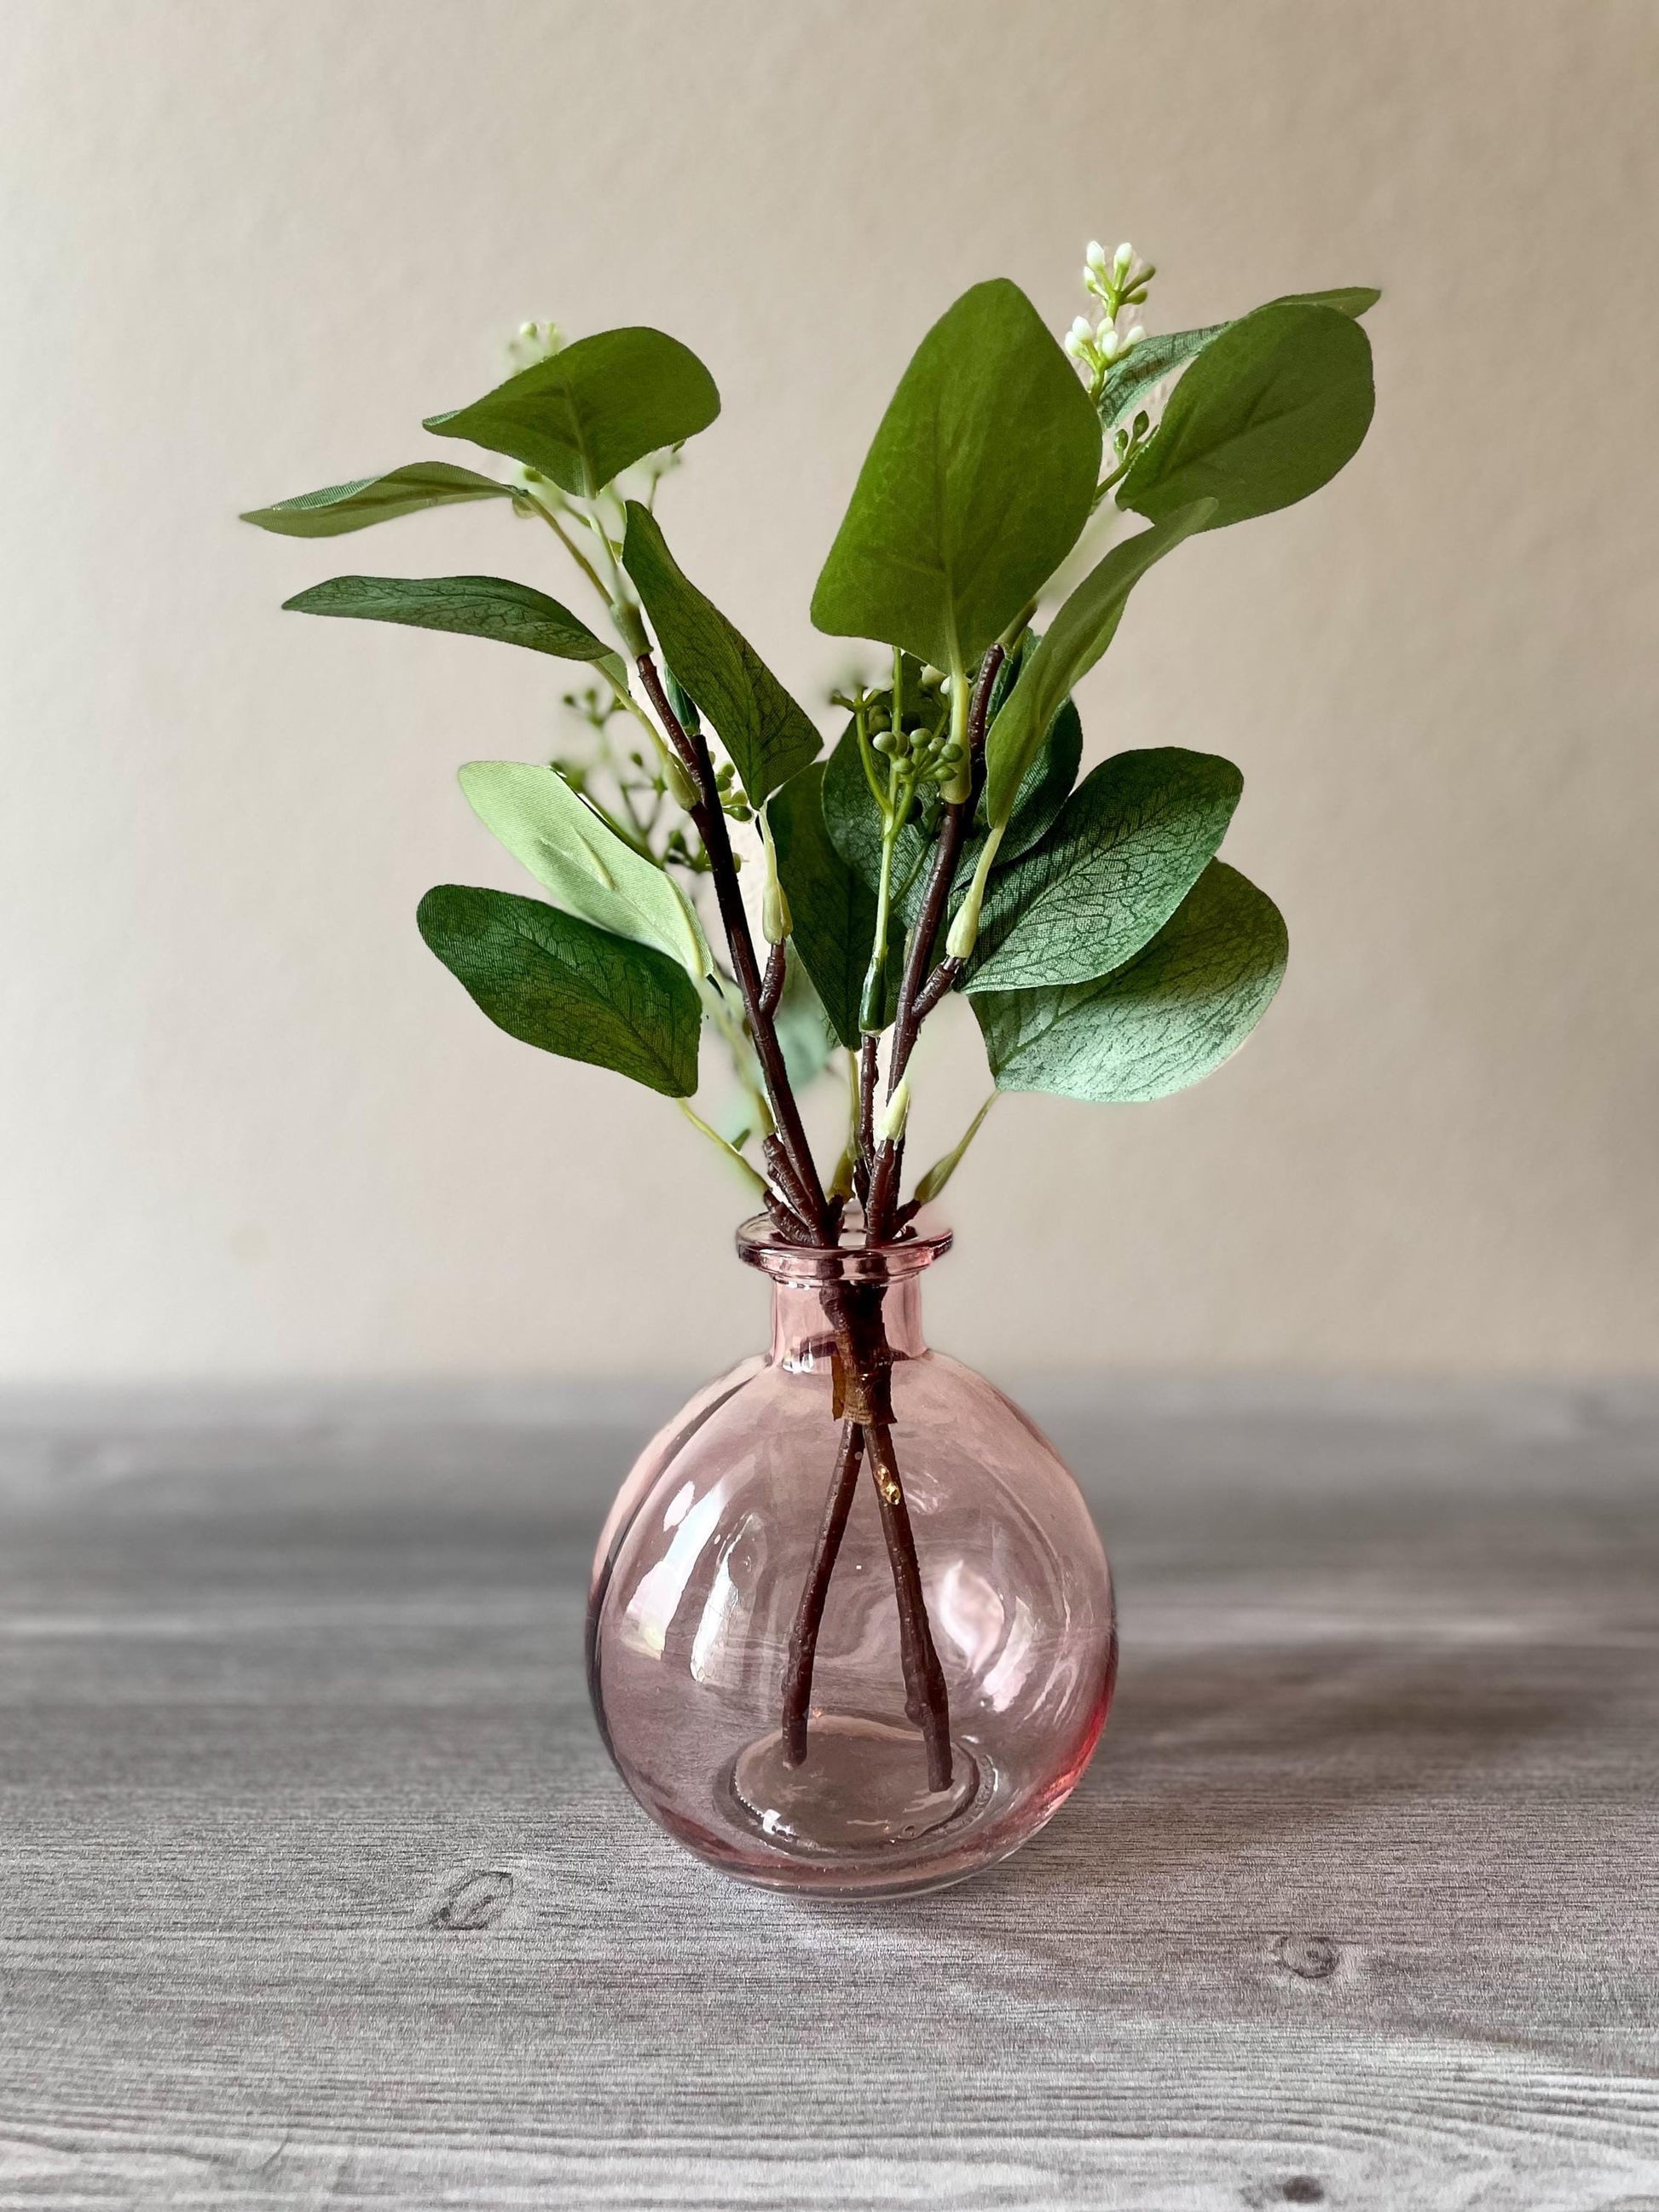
2, 1380, 1656, 2210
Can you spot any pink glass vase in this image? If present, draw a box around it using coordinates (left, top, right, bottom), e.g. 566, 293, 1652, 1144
586, 1216, 1117, 1897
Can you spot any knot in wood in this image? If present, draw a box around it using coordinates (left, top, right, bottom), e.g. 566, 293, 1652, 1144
427, 1868, 514, 1931
1274, 1932, 1340, 1980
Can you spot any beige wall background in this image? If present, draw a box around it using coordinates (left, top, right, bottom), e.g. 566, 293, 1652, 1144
1, 0, 1654, 1381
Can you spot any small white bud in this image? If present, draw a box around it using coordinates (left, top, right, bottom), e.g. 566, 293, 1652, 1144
1098, 326, 1122, 361
1069, 315, 1094, 342
1085, 240, 1107, 269
1063, 331, 1087, 361
1114, 241, 1135, 274
1124, 324, 1146, 348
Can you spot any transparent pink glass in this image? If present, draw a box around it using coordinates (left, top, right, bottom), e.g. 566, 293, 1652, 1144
587, 1217, 1117, 1897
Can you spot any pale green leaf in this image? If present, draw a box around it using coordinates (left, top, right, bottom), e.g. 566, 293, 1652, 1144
457, 761, 708, 979
1119, 302, 1374, 532
425, 326, 720, 498
981, 501, 1215, 827
966, 748, 1242, 992
811, 280, 1101, 670
974, 860, 1287, 1103
621, 503, 821, 802
417, 885, 702, 1097
241, 462, 514, 537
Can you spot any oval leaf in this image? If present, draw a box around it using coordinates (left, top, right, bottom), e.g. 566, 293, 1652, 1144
1120, 302, 1374, 532
982, 500, 1215, 827
811, 280, 1102, 670
417, 885, 702, 1097
424, 327, 720, 498
240, 462, 513, 537
457, 761, 708, 979
974, 860, 1287, 1103
282, 574, 623, 673
621, 505, 820, 801
1097, 287, 1378, 430
965, 748, 1244, 993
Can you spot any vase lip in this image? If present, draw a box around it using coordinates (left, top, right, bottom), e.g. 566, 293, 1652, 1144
736, 1206, 953, 1285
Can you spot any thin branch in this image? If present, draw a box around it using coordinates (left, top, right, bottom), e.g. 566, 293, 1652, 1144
780, 1422, 864, 1765
759, 940, 786, 1020
865, 644, 1003, 1239
635, 653, 829, 1233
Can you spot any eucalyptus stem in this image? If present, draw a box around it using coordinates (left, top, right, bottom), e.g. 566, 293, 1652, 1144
634, 652, 829, 1231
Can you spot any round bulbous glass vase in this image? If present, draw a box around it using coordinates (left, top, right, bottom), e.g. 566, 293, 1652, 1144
587, 1217, 1117, 1897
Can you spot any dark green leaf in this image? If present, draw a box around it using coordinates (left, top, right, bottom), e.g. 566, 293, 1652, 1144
1274, 286, 1381, 318
811, 280, 1101, 670
424, 327, 720, 498
240, 462, 514, 537
768, 763, 878, 1051
1098, 288, 1378, 430
974, 860, 1286, 1103
1119, 303, 1374, 533
283, 573, 623, 675
416, 885, 701, 1097
982, 501, 1214, 827
621, 503, 819, 802
964, 748, 1242, 992
962, 697, 1082, 885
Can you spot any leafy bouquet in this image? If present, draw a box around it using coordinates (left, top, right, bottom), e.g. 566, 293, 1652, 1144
247, 242, 1376, 1782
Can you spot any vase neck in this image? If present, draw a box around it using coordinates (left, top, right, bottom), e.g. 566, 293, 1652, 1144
769, 1277, 929, 1373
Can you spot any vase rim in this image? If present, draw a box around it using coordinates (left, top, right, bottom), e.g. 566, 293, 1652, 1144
735, 1207, 953, 1285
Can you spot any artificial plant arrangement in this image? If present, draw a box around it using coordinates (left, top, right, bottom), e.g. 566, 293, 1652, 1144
246, 244, 1376, 1894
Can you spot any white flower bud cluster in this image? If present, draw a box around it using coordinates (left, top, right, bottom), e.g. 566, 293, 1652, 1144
1063, 239, 1155, 396
506, 318, 565, 373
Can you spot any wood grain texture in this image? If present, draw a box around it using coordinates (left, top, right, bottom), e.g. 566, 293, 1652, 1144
0, 1381, 1655, 2209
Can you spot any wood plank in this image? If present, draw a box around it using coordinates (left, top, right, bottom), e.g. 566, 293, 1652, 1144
0, 1383, 1655, 2208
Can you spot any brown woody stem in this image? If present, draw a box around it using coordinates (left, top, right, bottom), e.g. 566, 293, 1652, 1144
780, 1421, 864, 1764
636, 653, 829, 1231
864, 1417, 952, 1791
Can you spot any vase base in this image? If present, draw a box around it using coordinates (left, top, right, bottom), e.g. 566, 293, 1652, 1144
726, 1710, 980, 1859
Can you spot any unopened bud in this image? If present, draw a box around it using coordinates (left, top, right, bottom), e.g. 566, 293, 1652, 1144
1124, 324, 1146, 348
876, 1076, 911, 1145
1085, 240, 1107, 269
1114, 241, 1135, 274
665, 754, 699, 811
1069, 315, 1094, 344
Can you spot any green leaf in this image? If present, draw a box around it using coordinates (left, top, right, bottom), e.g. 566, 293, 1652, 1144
1098, 288, 1378, 430
966, 748, 1243, 993
1119, 303, 1374, 533
961, 697, 1082, 890
974, 860, 1287, 1103
773, 947, 839, 1094
912, 1094, 996, 1205
982, 501, 1215, 827
240, 462, 514, 537
417, 885, 701, 1097
621, 503, 819, 802
1275, 286, 1381, 319
424, 327, 720, 499
811, 280, 1102, 670
820, 687, 1081, 933
283, 573, 625, 680
457, 761, 709, 979
767, 763, 878, 1051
